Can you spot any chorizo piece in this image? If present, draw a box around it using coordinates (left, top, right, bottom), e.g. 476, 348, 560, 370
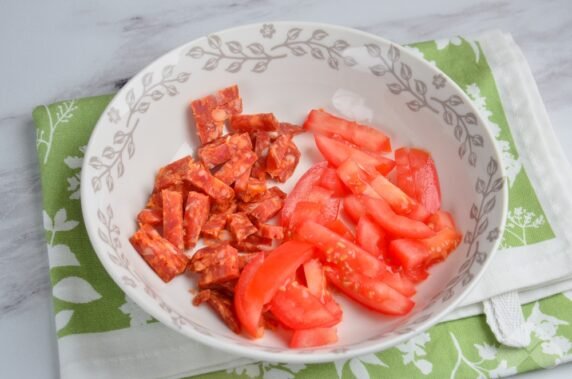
231, 235, 274, 252
186, 161, 234, 203
201, 212, 228, 239
257, 223, 285, 240
266, 135, 301, 182
198, 133, 252, 168
154, 156, 193, 192
162, 190, 184, 250
189, 243, 239, 288
237, 177, 267, 203
183, 191, 210, 249
129, 224, 188, 282
229, 113, 279, 133
193, 289, 241, 334
228, 212, 258, 242
137, 208, 162, 227
214, 149, 257, 185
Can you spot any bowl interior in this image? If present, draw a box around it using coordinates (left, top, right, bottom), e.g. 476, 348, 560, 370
81, 22, 506, 362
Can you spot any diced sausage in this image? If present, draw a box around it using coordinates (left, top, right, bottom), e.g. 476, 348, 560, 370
137, 208, 162, 227
237, 177, 267, 202
278, 122, 305, 136
257, 224, 284, 240
228, 213, 258, 242
229, 113, 279, 133
162, 190, 184, 250
193, 289, 241, 334
214, 149, 257, 185
198, 133, 252, 168
154, 156, 193, 192
201, 212, 228, 239
183, 191, 210, 249
266, 135, 301, 182
129, 224, 188, 282
211, 199, 238, 215
189, 243, 239, 288
233, 167, 251, 194
231, 235, 274, 252
186, 162, 234, 203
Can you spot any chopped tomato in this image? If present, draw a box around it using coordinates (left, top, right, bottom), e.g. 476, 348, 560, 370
336, 159, 379, 198
234, 253, 265, 338
388, 239, 430, 281
325, 265, 414, 315
296, 220, 386, 278
356, 215, 387, 258
395, 148, 441, 213
307, 186, 341, 224
270, 281, 341, 329
379, 270, 416, 297
304, 109, 391, 153
314, 134, 395, 175
421, 227, 461, 265
342, 195, 367, 222
290, 327, 338, 348
325, 219, 355, 241
368, 174, 417, 215
303, 259, 326, 299
362, 196, 435, 239
426, 210, 457, 231
319, 167, 349, 196
237, 241, 314, 337
290, 201, 324, 232
281, 161, 328, 226
407, 203, 431, 222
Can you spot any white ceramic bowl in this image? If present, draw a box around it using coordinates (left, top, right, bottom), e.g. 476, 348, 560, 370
81, 22, 507, 363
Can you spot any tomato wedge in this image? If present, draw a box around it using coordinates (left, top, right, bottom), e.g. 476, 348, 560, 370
426, 210, 456, 231
342, 194, 367, 222
304, 109, 392, 153
326, 219, 355, 241
395, 148, 441, 213
290, 327, 338, 348
421, 227, 461, 265
356, 215, 387, 258
368, 174, 417, 215
336, 159, 380, 198
281, 161, 328, 227
388, 239, 431, 283
314, 134, 395, 175
319, 167, 349, 196
325, 265, 414, 315
234, 252, 265, 338
380, 270, 416, 297
304, 259, 326, 299
296, 220, 386, 278
362, 196, 435, 239
290, 201, 323, 232
270, 281, 341, 329
237, 241, 314, 337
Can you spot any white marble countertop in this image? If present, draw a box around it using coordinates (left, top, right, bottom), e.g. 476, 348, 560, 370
1, 0, 571, 377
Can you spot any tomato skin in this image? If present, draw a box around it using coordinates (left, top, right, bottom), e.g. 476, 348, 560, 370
305, 109, 392, 153
395, 148, 441, 213
325, 265, 414, 315
356, 215, 387, 258
304, 259, 326, 299
290, 327, 338, 348
314, 134, 395, 175
238, 241, 314, 338
234, 253, 265, 338
342, 195, 367, 222
426, 210, 457, 231
362, 196, 436, 239
369, 174, 417, 215
270, 281, 341, 329
336, 159, 380, 198
379, 270, 416, 297
281, 161, 328, 227
289, 201, 323, 232
296, 220, 386, 278
388, 239, 430, 273
421, 227, 461, 265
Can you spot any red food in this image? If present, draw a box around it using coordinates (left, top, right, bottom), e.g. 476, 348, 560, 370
336, 159, 380, 198
356, 215, 387, 258
154, 156, 194, 192
162, 190, 184, 250
228, 212, 258, 242
193, 289, 241, 334
421, 227, 462, 265
289, 201, 324, 233
244, 193, 284, 223
198, 133, 252, 168
325, 219, 354, 241
368, 174, 418, 215
278, 122, 305, 136
303, 259, 326, 299
229, 113, 279, 133
266, 135, 301, 182
231, 234, 274, 252
362, 196, 435, 239
251, 131, 272, 179
304, 109, 391, 153
395, 148, 441, 213
183, 191, 210, 249
314, 135, 395, 175
190, 85, 242, 144
129, 225, 188, 282
215, 149, 258, 185
280, 161, 329, 226
201, 213, 228, 239
426, 210, 456, 231
290, 327, 338, 348
234, 252, 265, 338
296, 220, 386, 278
186, 161, 234, 204
137, 208, 162, 227
189, 243, 239, 288
342, 194, 367, 222
235, 241, 314, 338
319, 167, 348, 196
270, 281, 341, 329
234, 167, 251, 194
380, 270, 417, 297
325, 265, 414, 315
237, 177, 267, 202
257, 224, 285, 240
388, 239, 430, 282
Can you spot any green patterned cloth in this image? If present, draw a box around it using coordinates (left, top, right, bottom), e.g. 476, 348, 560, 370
33, 33, 572, 379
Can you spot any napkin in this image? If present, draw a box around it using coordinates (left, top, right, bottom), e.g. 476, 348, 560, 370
33, 30, 572, 379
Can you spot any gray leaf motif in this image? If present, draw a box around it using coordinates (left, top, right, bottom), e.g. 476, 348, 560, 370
311, 47, 325, 60
226, 61, 243, 73
162, 65, 174, 79
142, 72, 153, 88
388, 44, 400, 63
290, 45, 306, 56
414, 79, 427, 96
226, 41, 242, 54
487, 157, 498, 176
400, 63, 412, 81
343, 55, 357, 66
328, 56, 339, 70
207, 34, 222, 49
387, 83, 402, 95
203, 57, 219, 71
370, 64, 387, 76
333, 40, 349, 51
287, 28, 302, 41
407, 101, 421, 112
247, 43, 265, 55
187, 46, 204, 58
471, 135, 484, 147
365, 43, 381, 57
252, 60, 269, 73
312, 29, 328, 40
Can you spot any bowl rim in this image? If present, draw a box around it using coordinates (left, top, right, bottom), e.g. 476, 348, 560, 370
81, 20, 508, 363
